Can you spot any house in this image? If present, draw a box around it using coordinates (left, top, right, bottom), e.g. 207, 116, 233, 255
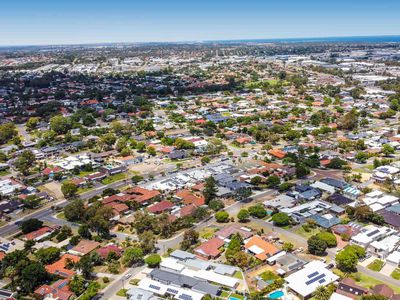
24, 226, 59, 241
285, 261, 339, 299
268, 149, 286, 159
214, 224, 253, 242
310, 214, 341, 229
351, 225, 397, 248
175, 189, 205, 206
46, 254, 80, 278
34, 279, 74, 300
336, 278, 369, 299
96, 245, 123, 259
147, 200, 174, 214
244, 235, 279, 261
169, 150, 187, 160
69, 240, 100, 256
194, 237, 225, 259
125, 187, 161, 205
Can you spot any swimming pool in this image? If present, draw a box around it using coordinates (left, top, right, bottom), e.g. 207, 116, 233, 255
268, 290, 284, 299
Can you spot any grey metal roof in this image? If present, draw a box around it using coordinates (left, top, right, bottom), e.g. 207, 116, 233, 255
170, 250, 196, 260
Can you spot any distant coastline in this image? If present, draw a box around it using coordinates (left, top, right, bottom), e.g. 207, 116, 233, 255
1, 35, 400, 50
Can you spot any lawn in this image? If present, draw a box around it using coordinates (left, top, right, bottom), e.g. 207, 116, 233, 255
116, 289, 127, 297
391, 268, 400, 280
56, 212, 66, 220
200, 227, 217, 239
367, 259, 385, 272
294, 226, 320, 239
333, 269, 400, 294
260, 270, 279, 281
101, 173, 127, 185
77, 186, 95, 194
0, 170, 10, 176
233, 271, 244, 279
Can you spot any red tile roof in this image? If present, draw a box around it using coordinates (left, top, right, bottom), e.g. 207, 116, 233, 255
148, 200, 174, 214
70, 240, 100, 255
194, 237, 224, 258
46, 254, 80, 278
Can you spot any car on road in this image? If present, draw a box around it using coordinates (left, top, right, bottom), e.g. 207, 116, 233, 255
124, 273, 132, 279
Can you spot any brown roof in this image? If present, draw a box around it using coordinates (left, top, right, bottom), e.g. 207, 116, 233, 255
70, 240, 100, 255
373, 284, 394, 298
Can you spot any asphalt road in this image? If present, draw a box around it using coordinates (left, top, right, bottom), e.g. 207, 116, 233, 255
99, 265, 146, 300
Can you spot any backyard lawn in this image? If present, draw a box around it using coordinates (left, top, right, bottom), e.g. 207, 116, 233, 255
367, 259, 385, 272
116, 289, 127, 297
294, 226, 320, 239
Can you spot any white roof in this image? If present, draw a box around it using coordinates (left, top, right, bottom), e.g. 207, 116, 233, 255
285, 261, 339, 297
138, 278, 204, 300
311, 181, 335, 194
386, 251, 400, 265
160, 257, 185, 272
248, 245, 264, 255
330, 292, 353, 300
181, 268, 238, 288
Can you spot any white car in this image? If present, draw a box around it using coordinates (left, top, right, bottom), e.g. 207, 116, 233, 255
124, 273, 132, 279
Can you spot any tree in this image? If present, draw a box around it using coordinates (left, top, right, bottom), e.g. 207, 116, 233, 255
64, 200, 85, 221
138, 230, 156, 254
208, 199, 224, 211
20, 218, 43, 234
361, 295, 389, 300
15, 150, 36, 175
26, 117, 40, 131
215, 211, 229, 223
122, 247, 144, 266
382, 144, 395, 156
248, 204, 267, 218
61, 182, 78, 199
147, 146, 157, 156
314, 286, 332, 300
88, 206, 114, 237
132, 175, 144, 184
76, 255, 94, 279
180, 229, 199, 250
203, 176, 218, 204
355, 152, 369, 163
327, 157, 347, 169
316, 232, 337, 248
338, 110, 358, 130
50, 115, 72, 134
296, 163, 310, 178
19, 262, 49, 293
308, 235, 327, 255
266, 175, 281, 188
35, 247, 61, 264
232, 251, 250, 269
78, 224, 92, 239
69, 275, 86, 295
271, 212, 291, 227
282, 242, 294, 252
145, 254, 161, 268
225, 233, 243, 263
0, 123, 18, 145
335, 245, 365, 272
237, 209, 250, 222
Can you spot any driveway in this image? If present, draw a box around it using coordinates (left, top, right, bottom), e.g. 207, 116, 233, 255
359, 256, 376, 267
380, 263, 395, 276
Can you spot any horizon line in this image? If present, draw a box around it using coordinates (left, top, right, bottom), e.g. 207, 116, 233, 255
1, 34, 400, 49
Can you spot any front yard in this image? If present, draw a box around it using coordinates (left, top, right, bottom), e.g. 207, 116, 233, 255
367, 259, 385, 272
102, 172, 127, 185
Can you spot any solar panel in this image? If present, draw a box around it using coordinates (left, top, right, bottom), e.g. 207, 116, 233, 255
319, 279, 326, 284
367, 229, 379, 237
149, 284, 161, 291
179, 294, 193, 300
305, 274, 326, 285
167, 288, 178, 294
307, 271, 319, 278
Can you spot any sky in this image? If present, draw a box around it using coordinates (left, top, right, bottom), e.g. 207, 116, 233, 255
1, 0, 400, 46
